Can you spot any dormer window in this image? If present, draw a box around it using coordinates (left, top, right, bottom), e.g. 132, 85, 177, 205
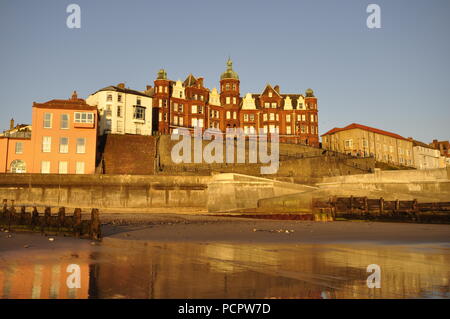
268, 91, 272, 98
137, 98, 141, 105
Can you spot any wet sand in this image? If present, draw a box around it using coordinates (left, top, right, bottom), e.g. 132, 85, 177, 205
1, 214, 450, 251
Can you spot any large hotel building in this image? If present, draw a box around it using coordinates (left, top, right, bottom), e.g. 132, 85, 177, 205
153, 59, 319, 146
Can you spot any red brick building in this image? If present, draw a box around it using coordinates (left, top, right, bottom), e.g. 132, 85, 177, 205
153, 59, 319, 146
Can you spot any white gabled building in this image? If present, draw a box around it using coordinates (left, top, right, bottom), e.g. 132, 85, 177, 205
86, 83, 154, 136
412, 140, 443, 169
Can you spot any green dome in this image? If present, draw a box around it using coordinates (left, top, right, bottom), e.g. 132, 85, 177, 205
157, 69, 167, 80
305, 88, 314, 97
220, 58, 239, 80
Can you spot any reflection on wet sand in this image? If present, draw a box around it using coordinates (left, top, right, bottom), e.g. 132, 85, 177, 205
1, 239, 449, 299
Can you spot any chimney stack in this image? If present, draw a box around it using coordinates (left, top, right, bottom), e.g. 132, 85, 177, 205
10, 118, 14, 130
71, 91, 78, 100
274, 85, 280, 94
117, 83, 125, 89
197, 77, 204, 87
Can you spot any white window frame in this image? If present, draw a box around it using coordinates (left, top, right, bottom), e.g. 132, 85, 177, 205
76, 138, 86, 154
41, 161, 51, 174
42, 136, 52, 153
59, 137, 69, 153
43, 113, 53, 128
59, 161, 68, 174
75, 161, 85, 174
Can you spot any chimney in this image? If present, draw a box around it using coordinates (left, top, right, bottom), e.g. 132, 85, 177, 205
146, 85, 152, 91
10, 118, 14, 130
197, 77, 204, 87
117, 83, 125, 89
71, 91, 78, 100
274, 85, 280, 94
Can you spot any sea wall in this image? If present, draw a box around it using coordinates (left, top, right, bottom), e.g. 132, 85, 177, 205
0, 174, 211, 210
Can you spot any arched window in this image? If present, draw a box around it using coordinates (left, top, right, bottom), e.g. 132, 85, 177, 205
10, 160, 26, 173
226, 83, 230, 91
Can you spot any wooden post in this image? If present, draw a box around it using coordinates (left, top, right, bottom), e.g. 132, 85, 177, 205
379, 197, 384, 217
395, 199, 400, 217
350, 196, 354, 216
42, 207, 51, 234
20, 206, 26, 225
412, 199, 420, 222
89, 208, 101, 240
58, 207, 66, 235
31, 207, 39, 228
2, 199, 7, 215
364, 197, 369, 215
73, 208, 82, 238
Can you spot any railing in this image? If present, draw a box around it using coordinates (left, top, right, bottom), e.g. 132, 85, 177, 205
0, 199, 101, 240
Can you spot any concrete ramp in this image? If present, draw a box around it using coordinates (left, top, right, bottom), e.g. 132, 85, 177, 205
207, 173, 316, 213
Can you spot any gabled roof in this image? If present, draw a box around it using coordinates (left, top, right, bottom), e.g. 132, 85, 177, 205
321, 123, 409, 141
260, 84, 282, 98
92, 85, 153, 98
183, 74, 197, 87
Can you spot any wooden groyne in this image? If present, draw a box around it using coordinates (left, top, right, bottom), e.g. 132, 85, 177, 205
0, 199, 101, 240
313, 196, 450, 224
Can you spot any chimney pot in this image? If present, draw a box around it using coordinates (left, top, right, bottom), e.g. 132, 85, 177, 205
10, 118, 14, 130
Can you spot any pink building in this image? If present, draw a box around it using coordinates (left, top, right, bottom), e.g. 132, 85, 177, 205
0, 92, 98, 174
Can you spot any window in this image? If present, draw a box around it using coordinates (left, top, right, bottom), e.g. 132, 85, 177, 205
43, 113, 52, 128
298, 103, 303, 109
226, 97, 230, 104
179, 117, 183, 126
233, 97, 236, 104
76, 162, 85, 174
345, 139, 353, 148
302, 114, 306, 121
263, 114, 268, 121
107, 94, 112, 102
191, 118, 198, 127
192, 105, 197, 113
226, 111, 231, 119
226, 84, 230, 90
137, 98, 141, 106
179, 104, 184, 112
233, 112, 237, 120
232, 84, 236, 90
286, 115, 291, 123
389, 146, 394, 153
362, 140, 368, 148
10, 160, 26, 173
268, 92, 273, 98
133, 106, 146, 120
59, 137, 69, 153
15, 142, 23, 154
41, 161, 50, 174
271, 103, 277, 108
249, 114, 255, 121
74, 112, 94, 123
198, 119, 204, 128
297, 114, 301, 121
244, 114, 249, 122
59, 161, 68, 174
269, 113, 275, 121
76, 138, 86, 154
42, 136, 51, 153
118, 94, 122, 102
286, 126, 292, 134
117, 106, 122, 117
310, 114, 314, 122
264, 102, 270, 108
60, 114, 69, 129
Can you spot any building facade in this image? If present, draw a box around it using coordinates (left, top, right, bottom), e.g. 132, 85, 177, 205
430, 139, 450, 166
412, 140, 443, 169
321, 123, 414, 167
0, 92, 98, 174
86, 83, 153, 136
153, 59, 319, 146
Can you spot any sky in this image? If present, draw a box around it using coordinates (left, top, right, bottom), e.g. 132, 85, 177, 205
0, 0, 449, 142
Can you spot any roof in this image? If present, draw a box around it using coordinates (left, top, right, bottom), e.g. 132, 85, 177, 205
321, 123, 409, 141
92, 85, 153, 98
183, 74, 197, 87
33, 98, 97, 111
412, 139, 436, 149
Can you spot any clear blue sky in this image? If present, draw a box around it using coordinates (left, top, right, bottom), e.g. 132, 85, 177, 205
0, 0, 449, 142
